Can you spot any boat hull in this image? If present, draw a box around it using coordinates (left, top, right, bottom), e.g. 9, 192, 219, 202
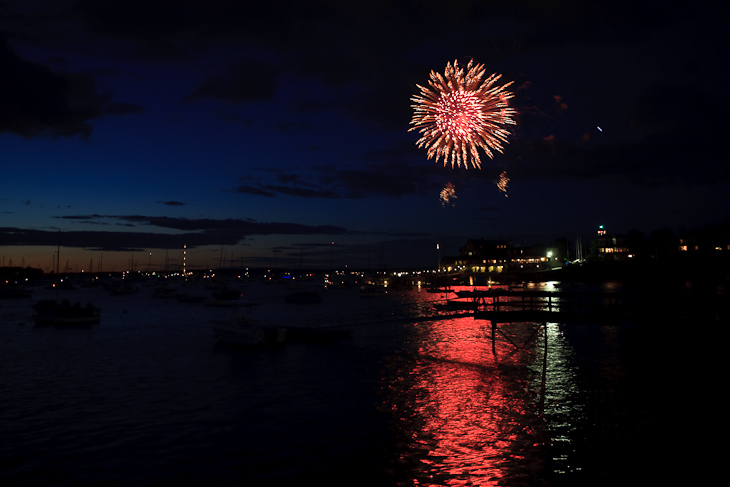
32, 299, 100, 326
34, 314, 101, 326
211, 317, 286, 346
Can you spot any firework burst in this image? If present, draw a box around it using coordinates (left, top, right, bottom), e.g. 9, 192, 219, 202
439, 182, 457, 206
409, 59, 516, 169
495, 170, 509, 197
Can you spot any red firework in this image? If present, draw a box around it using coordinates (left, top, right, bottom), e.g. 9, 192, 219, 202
410, 59, 516, 169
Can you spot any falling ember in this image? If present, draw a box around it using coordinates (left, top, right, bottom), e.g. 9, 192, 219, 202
440, 182, 457, 206
495, 170, 509, 196
410, 59, 516, 169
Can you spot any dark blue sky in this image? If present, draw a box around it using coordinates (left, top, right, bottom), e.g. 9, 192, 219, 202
1, 0, 726, 272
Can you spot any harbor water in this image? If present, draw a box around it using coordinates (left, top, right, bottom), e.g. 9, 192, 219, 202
0, 278, 721, 486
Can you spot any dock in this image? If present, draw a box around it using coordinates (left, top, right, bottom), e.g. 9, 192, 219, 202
296, 286, 727, 344
299, 296, 472, 329
469, 289, 642, 324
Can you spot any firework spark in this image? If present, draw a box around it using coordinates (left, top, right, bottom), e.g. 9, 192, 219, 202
439, 182, 457, 206
410, 59, 516, 169
495, 170, 509, 197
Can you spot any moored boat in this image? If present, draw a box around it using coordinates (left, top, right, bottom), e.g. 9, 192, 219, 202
285, 290, 322, 304
454, 289, 494, 298
176, 293, 207, 303
0, 286, 32, 299
32, 299, 101, 326
359, 284, 388, 297
150, 284, 178, 298
107, 282, 139, 295
204, 288, 244, 306
425, 287, 453, 294
210, 314, 286, 346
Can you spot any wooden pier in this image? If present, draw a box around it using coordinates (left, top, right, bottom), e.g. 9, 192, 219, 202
299, 288, 640, 331
464, 289, 642, 351
299, 296, 472, 329
297, 286, 727, 347
469, 289, 641, 324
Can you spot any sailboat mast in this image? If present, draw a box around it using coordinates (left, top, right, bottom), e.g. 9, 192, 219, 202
56, 229, 61, 275
55, 229, 61, 302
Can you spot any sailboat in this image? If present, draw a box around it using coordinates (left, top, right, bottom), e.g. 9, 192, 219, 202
32, 230, 101, 326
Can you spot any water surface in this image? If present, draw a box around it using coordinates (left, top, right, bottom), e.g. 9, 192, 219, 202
0, 280, 717, 485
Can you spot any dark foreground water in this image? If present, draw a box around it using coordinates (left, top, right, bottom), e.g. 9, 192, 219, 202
0, 279, 722, 486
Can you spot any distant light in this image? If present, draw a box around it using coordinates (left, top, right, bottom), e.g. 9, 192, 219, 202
597, 126, 602, 132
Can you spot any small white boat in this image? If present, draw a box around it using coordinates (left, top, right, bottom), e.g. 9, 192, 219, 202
211, 315, 286, 346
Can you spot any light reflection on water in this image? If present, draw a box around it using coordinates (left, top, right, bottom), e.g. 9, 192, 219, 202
383, 286, 563, 486
382, 285, 631, 486
386, 283, 716, 486
534, 323, 583, 478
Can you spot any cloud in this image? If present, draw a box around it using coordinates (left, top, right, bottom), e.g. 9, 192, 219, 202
0, 36, 147, 139
0, 37, 100, 138
261, 185, 340, 199
58, 214, 105, 220
106, 215, 349, 237
182, 61, 279, 105
232, 153, 442, 200
104, 102, 145, 116
16, 214, 354, 250
231, 185, 276, 198
274, 122, 309, 131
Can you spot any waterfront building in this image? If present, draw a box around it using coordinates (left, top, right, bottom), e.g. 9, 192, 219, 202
592, 225, 632, 261
451, 239, 511, 273
508, 244, 562, 271
450, 239, 563, 274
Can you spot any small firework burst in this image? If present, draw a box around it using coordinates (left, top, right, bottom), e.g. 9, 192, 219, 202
439, 182, 457, 206
410, 59, 516, 169
495, 170, 509, 196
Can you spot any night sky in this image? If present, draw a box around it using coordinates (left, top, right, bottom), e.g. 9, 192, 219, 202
1, 0, 726, 272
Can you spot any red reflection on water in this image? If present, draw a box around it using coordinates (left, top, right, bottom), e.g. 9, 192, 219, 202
389, 313, 545, 486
